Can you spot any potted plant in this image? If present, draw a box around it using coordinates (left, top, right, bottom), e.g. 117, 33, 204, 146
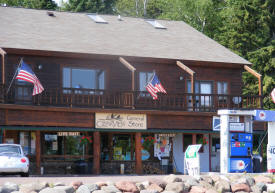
197, 136, 208, 153
141, 136, 156, 151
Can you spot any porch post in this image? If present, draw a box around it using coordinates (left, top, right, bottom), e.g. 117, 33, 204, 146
0, 48, 6, 85
93, 131, 100, 174
135, 132, 142, 174
35, 130, 41, 175
192, 134, 196, 144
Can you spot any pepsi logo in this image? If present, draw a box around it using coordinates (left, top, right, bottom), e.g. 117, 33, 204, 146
259, 111, 266, 120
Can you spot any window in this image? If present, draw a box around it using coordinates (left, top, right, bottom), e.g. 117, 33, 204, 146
139, 71, 154, 97
217, 82, 228, 103
63, 67, 105, 93
19, 132, 36, 155
87, 14, 108, 23
15, 80, 33, 104
187, 80, 213, 110
146, 20, 166, 29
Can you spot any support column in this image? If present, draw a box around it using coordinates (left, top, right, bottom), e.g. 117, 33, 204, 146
220, 114, 230, 174
93, 131, 100, 174
35, 130, 41, 175
135, 132, 142, 174
267, 122, 275, 173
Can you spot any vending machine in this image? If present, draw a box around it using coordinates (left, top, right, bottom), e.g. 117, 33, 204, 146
229, 133, 253, 173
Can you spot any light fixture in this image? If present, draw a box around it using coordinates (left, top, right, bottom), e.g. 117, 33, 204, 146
38, 64, 43, 70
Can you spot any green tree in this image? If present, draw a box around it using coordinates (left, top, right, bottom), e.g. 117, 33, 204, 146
215, 0, 274, 109
63, 0, 115, 14
0, 0, 57, 9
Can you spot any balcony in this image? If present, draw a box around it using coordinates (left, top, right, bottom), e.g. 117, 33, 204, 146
0, 84, 262, 112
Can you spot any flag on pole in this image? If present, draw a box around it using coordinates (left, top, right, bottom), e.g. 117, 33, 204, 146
16, 60, 44, 95
146, 74, 167, 100
271, 88, 275, 103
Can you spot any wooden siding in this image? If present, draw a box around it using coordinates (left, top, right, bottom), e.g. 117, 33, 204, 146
5, 109, 94, 127
4, 54, 243, 95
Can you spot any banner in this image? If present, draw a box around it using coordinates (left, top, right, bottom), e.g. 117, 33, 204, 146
185, 144, 202, 176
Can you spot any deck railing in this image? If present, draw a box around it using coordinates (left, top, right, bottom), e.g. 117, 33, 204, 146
0, 84, 263, 111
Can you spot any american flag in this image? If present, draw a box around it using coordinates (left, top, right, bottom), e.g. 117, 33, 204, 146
16, 60, 44, 95
271, 88, 275, 103
146, 74, 167, 100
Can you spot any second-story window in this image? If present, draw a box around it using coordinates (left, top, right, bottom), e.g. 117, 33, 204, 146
217, 81, 228, 103
63, 67, 105, 93
139, 72, 154, 91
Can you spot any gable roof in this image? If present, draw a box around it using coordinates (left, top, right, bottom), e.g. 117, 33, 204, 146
0, 6, 251, 65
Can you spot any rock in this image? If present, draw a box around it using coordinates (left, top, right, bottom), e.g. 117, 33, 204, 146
200, 176, 213, 185
254, 176, 272, 184
105, 182, 114, 187
149, 179, 166, 189
20, 182, 48, 193
53, 183, 65, 187
147, 184, 163, 192
140, 190, 159, 193
189, 186, 207, 193
185, 179, 200, 187
199, 181, 213, 189
2, 182, 19, 193
95, 183, 107, 188
180, 175, 197, 183
219, 176, 230, 182
214, 179, 231, 193
209, 175, 220, 183
101, 186, 120, 193
267, 184, 275, 193
255, 182, 267, 192
251, 185, 262, 193
162, 191, 176, 193
231, 183, 251, 193
76, 185, 90, 193
163, 175, 182, 184
136, 183, 145, 191
115, 181, 138, 193
53, 186, 74, 193
165, 182, 185, 193
84, 184, 99, 192
39, 187, 65, 193
92, 191, 107, 193
0, 187, 3, 193
243, 176, 255, 187
141, 181, 151, 189
71, 181, 83, 190
205, 189, 218, 193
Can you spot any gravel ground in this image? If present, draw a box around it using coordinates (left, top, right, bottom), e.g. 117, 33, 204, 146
0, 175, 169, 185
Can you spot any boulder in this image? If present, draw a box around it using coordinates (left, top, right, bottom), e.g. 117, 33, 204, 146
165, 182, 185, 193
200, 176, 213, 185
76, 185, 90, 193
53, 186, 75, 193
53, 183, 65, 187
161, 191, 176, 193
115, 181, 138, 193
140, 190, 159, 193
205, 189, 218, 193
95, 182, 107, 189
92, 191, 107, 193
209, 175, 220, 183
163, 175, 182, 184
267, 184, 275, 193
70, 181, 83, 190
149, 179, 166, 189
185, 179, 200, 187
136, 183, 145, 191
255, 182, 267, 192
141, 181, 151, 189
39, 187, 65, 193
20, 182, 48, 193
146, 184, 163, 192
84, 184, 99, 192
214, 179, 231, 193
231, 183, 251, 193
2, 182, 19, 193
189, 186, 206, 193
254, 176, 272, 184
251, 185, 262, 193
199, 181, 213, 190
101, 186, 120, 193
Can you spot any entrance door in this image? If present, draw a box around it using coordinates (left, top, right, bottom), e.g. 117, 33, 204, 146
210, 134, 220, 172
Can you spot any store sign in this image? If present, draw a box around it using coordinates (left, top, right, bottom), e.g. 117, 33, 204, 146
185, 144, 201, 176
267, 144, 275, 173
57, 132, 80, 136
213, 116, 240, 131
254, 110, 275, 122
229, 123, 244, 132
95, 113, 147, 129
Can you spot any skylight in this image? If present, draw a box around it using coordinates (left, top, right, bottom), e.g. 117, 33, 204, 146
87, 14, 108, 24
146, 20, 166, 29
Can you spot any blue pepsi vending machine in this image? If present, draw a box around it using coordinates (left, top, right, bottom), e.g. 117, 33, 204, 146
229, 133, 253, 173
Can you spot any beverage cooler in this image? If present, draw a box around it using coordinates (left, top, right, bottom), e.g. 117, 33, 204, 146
229, 133, 253, 173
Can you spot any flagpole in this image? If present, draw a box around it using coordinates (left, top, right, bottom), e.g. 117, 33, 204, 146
6, 58, 23, 94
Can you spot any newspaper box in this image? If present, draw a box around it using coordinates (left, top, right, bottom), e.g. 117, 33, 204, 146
185, 144, 202, 176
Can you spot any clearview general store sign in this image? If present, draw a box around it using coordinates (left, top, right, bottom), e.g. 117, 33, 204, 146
95, 113, 147, 129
